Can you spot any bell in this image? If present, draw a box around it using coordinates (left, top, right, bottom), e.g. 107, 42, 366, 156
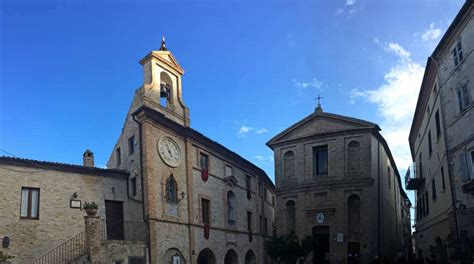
160, 83, 169, 98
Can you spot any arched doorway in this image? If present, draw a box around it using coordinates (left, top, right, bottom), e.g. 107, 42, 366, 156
163, 248, 185, 264
224, 249, 239, 264
313, 226, 330, 264
197, 248, 216, 264
245, 250, 256, 264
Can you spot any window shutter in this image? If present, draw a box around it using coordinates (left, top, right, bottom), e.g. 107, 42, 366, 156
459, 153, 470, 181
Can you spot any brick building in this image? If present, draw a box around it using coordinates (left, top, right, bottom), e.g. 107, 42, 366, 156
0, 40, 275, 264
408, 1, 474, 261
267, 104, 411, 263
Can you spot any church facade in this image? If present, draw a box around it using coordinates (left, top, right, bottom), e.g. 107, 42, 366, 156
267, 105, 411, 263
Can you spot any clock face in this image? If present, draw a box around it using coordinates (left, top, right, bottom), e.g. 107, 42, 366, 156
158, 137, 181, 167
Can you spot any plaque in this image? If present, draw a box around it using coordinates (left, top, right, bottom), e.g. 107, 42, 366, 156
70, 200, 81, 209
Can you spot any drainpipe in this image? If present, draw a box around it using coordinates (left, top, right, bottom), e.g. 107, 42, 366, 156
433, 56, 461, 253
133, 114, 152, 264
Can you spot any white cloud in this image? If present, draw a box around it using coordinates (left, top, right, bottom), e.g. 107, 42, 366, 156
373, 37, 380, 44
238, 125, 253, 135
255, 155, 274, 162
292, 78, 322, 90
287, 33, 296, 47
350, 42, 425, 171
346, 0, 356, 6
384, 42, 411, 59
422, 23, 442, 41
236, 123, 268, 136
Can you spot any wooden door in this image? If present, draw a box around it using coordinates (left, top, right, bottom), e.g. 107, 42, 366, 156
105, 200, 124, 240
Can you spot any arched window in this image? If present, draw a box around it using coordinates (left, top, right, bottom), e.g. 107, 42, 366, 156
348, 194, 360, 233
347, 141, 361, 171
283, 151, 295, 179
227, 191, 236, 225
160, 72, 173, 106
166, 175, 178, 203
285, 200, 296, 233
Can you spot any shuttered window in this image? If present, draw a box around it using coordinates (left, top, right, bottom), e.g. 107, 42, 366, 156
201, 198, 210, 224
20, 187, 40, 219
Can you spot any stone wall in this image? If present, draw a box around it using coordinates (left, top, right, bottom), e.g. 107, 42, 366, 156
0, 163, 130, 264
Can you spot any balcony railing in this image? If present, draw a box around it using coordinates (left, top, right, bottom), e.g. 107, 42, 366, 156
405, 165, 425, 190
101, 219, 147, 241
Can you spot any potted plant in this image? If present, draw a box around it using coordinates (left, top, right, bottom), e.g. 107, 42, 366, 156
0, 251, 14, 264
83, 202, 98, 216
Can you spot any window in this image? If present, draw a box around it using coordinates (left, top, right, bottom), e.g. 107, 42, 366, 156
283, 151, 295, 179
460, 152, 472, 181
452, 40, 464, 67
348, 194, 360, 233
285, 200, 296, 233
428, 131, 433, 156
458, 84, 471, 112
128, 136, 135, 155
432, 179, 437, 201
264, 217, 268, 235
388, 166, 391, 189
441, 166, 446, 191
259, 215, 262, 233
20, 187, 40, 219
131, 177, 137, 196
200, 153, 209, 171
471, 151, 474, 176
258, 181, 263, 197
166, 175, 178, 203
313, 145, 328, 176
247, 211, 252, 233
425, 191, 429, 215
435, 110, 441, 138
227, 191, 236, 225
225, 165, 233, 177
419, 153, 423, 178
272, 195, 275, 206
246, 175, 251, 199
116, 148, 121, 166
201, 198, 210, 224
347, 141, 361, 171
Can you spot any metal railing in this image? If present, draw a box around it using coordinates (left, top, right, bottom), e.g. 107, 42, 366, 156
101, 219, 147, 241
32, 231, 86, 264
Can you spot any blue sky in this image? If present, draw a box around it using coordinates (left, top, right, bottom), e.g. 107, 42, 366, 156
0, 0, 464, 188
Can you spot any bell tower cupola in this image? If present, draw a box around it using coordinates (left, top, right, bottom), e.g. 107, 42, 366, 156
138, 36, 190, 126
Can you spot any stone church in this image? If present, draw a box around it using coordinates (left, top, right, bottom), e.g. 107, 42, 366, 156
0, 40, 275, 264
267, 104, 412, 263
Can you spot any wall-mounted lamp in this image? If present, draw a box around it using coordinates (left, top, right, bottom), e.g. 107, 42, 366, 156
178, 191, 186, 202
70, 192, 78, 199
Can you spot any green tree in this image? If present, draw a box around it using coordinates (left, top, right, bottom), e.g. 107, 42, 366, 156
265, 231, 316, 264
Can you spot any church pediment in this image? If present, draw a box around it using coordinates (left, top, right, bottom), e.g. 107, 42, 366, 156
267, 112, 379, 147
139, 51, 184, 75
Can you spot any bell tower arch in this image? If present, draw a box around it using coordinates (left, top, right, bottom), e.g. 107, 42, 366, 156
138, 36, 190, 126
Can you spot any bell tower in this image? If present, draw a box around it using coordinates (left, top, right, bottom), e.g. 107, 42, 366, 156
138, 36, 190, 126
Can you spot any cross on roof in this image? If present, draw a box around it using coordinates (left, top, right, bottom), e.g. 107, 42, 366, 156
315, 94, 324, 106
315, 94, 324, 113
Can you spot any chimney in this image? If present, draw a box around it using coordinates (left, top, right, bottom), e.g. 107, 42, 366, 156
83, 149, 94, 167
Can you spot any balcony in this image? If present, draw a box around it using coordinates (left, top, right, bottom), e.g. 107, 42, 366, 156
405, 165, 425, 190
462, 179, 474, 193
